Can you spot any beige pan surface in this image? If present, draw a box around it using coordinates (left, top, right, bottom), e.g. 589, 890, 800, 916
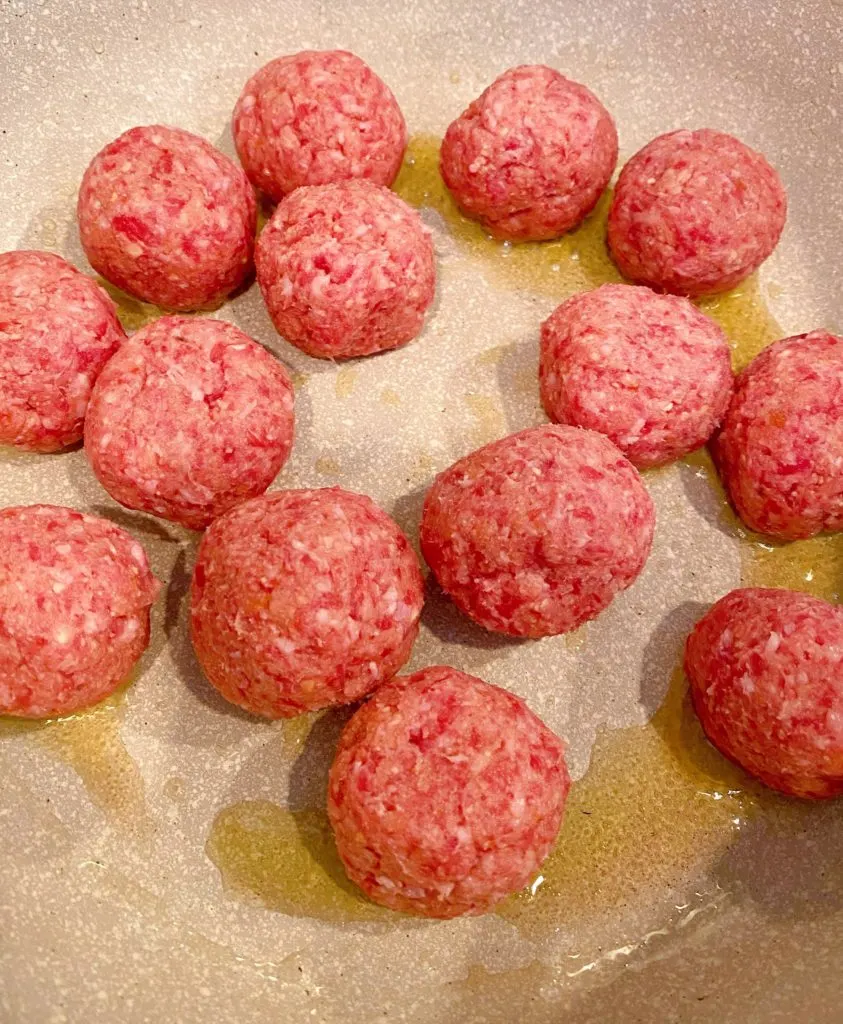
1, 1, 842, 1021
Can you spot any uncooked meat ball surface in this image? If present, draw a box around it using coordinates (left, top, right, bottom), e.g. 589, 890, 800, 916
233, 50, 407, 202
0, 250, 125, 452
540, 283, 733, 467
608, 129, 787, 296
440, 64, 618, 241
685, 588, 843, 799
84, 316, 295, 530
420, 425, 655, 637
190, 488, 424, 717
0, 505, 160, 718
256, 180, 435, 359
714, 330, 843, 540
328, 665, 570, 918
77, 125, 257, 310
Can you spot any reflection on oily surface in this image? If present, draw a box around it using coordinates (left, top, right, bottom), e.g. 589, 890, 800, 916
0, 689, 147, 829
206, 800, 395, 925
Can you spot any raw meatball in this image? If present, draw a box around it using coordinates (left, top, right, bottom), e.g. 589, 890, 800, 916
685, 588, 843, 799
540, 283, 733, 468
328, 665, 570, 917
77, 125, 257, 310
439, 65, 618, 242
84, 316, 295, 530
256, 180, 435, 359
420, 425, 655, 637
0, 505, 160, 718
714, 330, 843, 540
0, 250, 125, 452
608, 129, 787, 296
190, 488, 424, 717
233, 50, 407, 203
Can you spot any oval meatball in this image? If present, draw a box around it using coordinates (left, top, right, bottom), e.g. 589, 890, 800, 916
440, 64, 618, 241
685, 588, 843, 799
608, 128, 787, 296
0, 505, 160, 718
0, 250, 125, 452
78, 125, 257, 310
713, 330, 843, 540
256, 180, 435, 359
540, 283, 733, 468
328, 665, 570, 917
84, 316, 295, 530
420, 425, 655, 637
233, 50, 407, 202
190, 488, 424, 717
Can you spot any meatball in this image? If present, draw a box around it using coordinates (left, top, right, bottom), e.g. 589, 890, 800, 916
713, 330, 843, 540
0, 505, 160, 718
685, 588, 843, 799
190, 488, 424, 717
327, 665, 570, 918
608, 129, 787, 296
256, 180, 435, 359
77, 125, 257, 310
233, 50, 407, 203
84, 316, 295, 531
540, 283, 733, 468
0, 251, 125, 453
439, 65, 618, 242
420, 425, 655, 637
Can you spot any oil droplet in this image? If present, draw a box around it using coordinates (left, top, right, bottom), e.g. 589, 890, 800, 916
163, 776, 186, 802
289, 369, 310, 389
281, 713, 318, 758
206, 800, 394, 923
682, 448, 843, 602
697, 276, 783, 371
464, 393, 506, 446
0, 692, 147, 829
314, 455, 341, 477
498, 669, 754, 938
334, 366, 358, 399
475, 345, 508, 367
393, 134, 621, 297
98, 279, 163, 333
380, 387, 401, 407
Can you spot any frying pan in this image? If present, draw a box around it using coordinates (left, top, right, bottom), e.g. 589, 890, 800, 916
1, 1, 842, 1021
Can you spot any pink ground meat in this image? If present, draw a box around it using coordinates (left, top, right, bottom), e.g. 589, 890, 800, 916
685, 588, 843, 799
713, 330, 843, 540
256, 180, 435, 359
608, 128, 787, 296
83, 316, 295, 531
0, 250, 125, 452
439, 65, 618, 242
420, 425, 655, 637
190, 488, 424, 717
77, 125, 257, 310
0, 505, 160, 718
540, 283, 733, 468
328, 665, 570, 918
233, 49, 407, 203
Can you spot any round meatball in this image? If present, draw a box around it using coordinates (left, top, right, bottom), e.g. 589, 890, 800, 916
0, 251, 125, 452
439, 65, 618, 242
78, 125, 257, 310
328, 665, 570, 917
685, 588, 843, 799
420, 425, 655, 637
713, 330, 843, 540
84, 316, 295, 531
608, 129, 787, 296
233, 50, 407, 203
0, 505, 160, 718
190, 488, 424, 717
540, 283, 733, 468
256, 180, 435, 359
